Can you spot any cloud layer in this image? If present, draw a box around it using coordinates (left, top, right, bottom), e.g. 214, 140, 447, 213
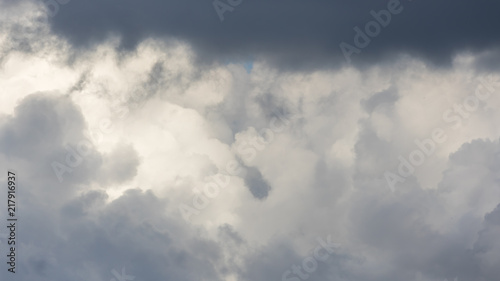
27, 0, 500, 69
0, 2, 500, 281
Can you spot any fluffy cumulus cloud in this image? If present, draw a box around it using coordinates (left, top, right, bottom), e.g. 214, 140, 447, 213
0, 1, 499, 281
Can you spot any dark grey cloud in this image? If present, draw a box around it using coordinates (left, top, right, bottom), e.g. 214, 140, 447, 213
30, 0, 500, 70
243, 166, 272, 199
471, 203, 500, 280
14, 188, 226, 281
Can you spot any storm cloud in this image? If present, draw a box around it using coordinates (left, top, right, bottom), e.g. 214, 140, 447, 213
28, 0, 500, 69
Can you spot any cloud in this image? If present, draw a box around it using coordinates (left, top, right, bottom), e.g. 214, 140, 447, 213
16, 0, 499, 70
1, 8, 500, 280
472, 204, 500, 280
243, 166, 272, 199
0, 94, 228, 281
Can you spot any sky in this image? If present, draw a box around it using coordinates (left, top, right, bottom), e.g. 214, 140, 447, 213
0, 0, 500, 281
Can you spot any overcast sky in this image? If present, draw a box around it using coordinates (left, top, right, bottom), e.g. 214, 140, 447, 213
0, 0, 500, 281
